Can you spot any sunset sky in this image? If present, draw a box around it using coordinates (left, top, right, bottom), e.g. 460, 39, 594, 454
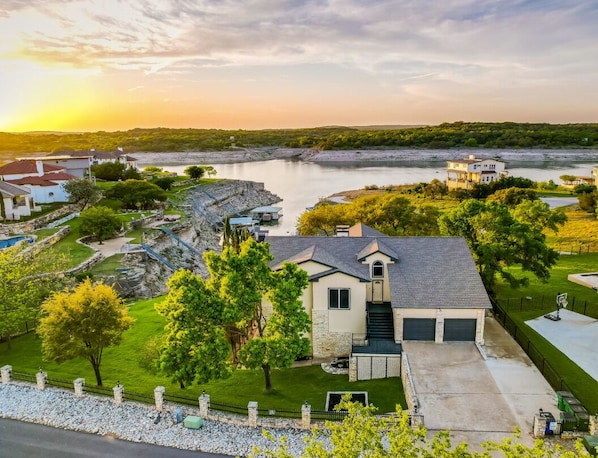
1, 1, 597, 132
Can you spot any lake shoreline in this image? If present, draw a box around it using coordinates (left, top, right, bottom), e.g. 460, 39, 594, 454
134, 147, 598, 166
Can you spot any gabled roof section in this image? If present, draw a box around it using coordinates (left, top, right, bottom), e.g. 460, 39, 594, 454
0, 160, 64, 175
348, 223, 386, 237
357, 238, 399, 262
272, 243, 370, 282
0, 181, 30, 197
8, 172, 76, 187
266, 234, 491, 310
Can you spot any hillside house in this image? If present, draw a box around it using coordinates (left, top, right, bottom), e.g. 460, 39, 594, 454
264, 224, 492, 367
19, 155, 93, 178
0, 160, 77, 204
446, 154, 508, 190
0, 181, 37, 220
46, 147, 138, 169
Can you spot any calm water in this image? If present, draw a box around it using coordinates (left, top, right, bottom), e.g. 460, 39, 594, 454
157, 159, 598, 235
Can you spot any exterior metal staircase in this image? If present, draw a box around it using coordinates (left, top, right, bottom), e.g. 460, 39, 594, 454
141, 243, 178, 271
159, 227, 203, 257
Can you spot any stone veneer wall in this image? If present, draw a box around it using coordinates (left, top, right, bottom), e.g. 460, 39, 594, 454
311, 309, 352, 358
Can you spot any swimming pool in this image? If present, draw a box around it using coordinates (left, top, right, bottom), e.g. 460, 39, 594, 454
0, 236, 33, 249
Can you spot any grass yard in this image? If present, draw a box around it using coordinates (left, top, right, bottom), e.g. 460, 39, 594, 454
0, 297, 406, 415
495, 252, 598, 413
44, 218, 94, 269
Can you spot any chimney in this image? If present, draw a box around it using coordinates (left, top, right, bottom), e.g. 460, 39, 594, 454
35, 160, 44, 177
335, 225, 350, 237
468, 154, 475, 160
117, 146, 123, 153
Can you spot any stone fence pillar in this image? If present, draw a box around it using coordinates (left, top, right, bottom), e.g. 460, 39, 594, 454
248, 401, 258, 427
590, 414, 598, 436
36, 370, 48, 390
154, 386, 165, 411
199, 393, 210, 418
301, 402, 311, 429
74, 378, 85, 397
533, 414, 546, 438
348, 357, 357, 382
1, 365, 12, 384
113, 383, 124, 405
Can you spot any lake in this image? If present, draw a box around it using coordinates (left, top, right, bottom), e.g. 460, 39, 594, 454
150, 158, 598, 235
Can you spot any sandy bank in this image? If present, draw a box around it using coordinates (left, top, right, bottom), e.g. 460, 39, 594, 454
134, 148, 598, 166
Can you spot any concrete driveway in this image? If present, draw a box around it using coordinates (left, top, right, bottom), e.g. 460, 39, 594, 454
402, 316, 557, 447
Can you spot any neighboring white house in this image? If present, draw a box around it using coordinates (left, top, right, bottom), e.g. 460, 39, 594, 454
46, 147, 138, 169
446, 154, 508, 190
0, 181, 37, 220
264, 224, 492, 363
19, 155, 93, 178
0, 160, 77, 204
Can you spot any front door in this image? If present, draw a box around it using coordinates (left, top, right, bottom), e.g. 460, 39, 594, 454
372, 280, 383, 303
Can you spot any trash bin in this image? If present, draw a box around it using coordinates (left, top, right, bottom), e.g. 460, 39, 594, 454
576, 411, 590, 432
556, 391, 577, 411
538, 411, 558, 435
560, 411, 577, 431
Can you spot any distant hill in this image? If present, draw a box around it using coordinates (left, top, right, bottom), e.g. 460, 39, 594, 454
0, 122, 597, 155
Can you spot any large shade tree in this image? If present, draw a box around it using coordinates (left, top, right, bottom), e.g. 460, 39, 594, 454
157, 238, 310, 392
0, 244, 67, 349
63, 178, 100, 211
78, 206, 122, 244
438, 199, 566, 295
38, 279, 134, 386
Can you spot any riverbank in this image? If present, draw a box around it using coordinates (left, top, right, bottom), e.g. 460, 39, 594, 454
134, 148, 598, 166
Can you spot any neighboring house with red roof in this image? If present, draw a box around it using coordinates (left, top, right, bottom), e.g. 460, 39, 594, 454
18, 155, 93, 178
0, 181, 37, 220
0, 160, 77, 204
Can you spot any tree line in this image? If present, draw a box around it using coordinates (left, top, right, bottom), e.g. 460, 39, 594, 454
1, 122, 598, 154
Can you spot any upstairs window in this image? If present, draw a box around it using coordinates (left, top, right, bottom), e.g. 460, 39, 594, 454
329, 288, 350, 309
372, 261, 384, 278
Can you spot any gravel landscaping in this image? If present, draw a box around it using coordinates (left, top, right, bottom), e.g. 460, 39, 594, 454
0, 382, 312, 456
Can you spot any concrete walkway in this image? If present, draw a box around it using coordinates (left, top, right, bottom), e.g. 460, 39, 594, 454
86, 237, 136, 257
403, 316, 557, 447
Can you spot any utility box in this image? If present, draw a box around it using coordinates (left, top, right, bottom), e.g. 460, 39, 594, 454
183, 415, 203, 429
582, 435, 598, 457
173, 408, 183, 424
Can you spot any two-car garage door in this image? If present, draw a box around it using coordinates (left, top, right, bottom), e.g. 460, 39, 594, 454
403, 318, 476, 341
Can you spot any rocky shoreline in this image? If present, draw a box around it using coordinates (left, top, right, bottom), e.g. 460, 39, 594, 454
134, 147, 598, 166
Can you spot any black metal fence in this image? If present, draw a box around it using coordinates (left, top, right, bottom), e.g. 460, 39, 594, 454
501, 295, 598, 319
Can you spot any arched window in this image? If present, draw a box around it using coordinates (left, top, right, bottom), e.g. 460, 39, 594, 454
372, 261, 384, 278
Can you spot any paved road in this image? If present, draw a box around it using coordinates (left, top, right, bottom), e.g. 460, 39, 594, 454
0, 418, 232, 458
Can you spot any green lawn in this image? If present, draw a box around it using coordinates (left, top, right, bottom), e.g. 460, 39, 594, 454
44, 218, 95, 269
0, 297, 406, 414
495, 252, 598, 413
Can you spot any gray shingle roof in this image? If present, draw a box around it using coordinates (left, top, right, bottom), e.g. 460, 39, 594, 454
266, 234, 491, 310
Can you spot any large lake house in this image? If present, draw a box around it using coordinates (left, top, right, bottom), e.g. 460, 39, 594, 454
264, 224, 492, 377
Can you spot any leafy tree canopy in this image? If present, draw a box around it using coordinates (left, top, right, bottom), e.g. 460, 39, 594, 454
297, 194, 440, 236
38, 278, 134, 386
104, 179, 167, 210
184, 165, 204, 180
63, 177, 100, 211
252, 396, 586, 457
156, 238, 310, 392
79, 206, 122, 243
0, 244, 67, 348
438, 199, 565, 295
